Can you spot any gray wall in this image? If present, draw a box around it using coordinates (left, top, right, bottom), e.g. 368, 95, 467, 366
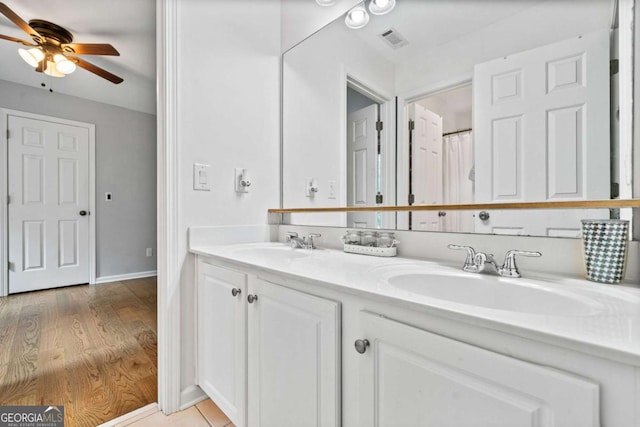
347, 87, 377, 114
0, 79, 157, 279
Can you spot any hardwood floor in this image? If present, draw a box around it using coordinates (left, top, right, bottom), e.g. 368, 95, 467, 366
0, 278, 157, 427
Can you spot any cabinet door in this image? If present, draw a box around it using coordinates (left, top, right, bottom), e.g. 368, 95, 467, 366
197, 261, 247, 427
357, 312, 599, 427
247, 278, 340, 427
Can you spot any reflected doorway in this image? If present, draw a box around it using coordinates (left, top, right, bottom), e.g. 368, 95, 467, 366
408, 84, 474, 232
346, 81, 394, 230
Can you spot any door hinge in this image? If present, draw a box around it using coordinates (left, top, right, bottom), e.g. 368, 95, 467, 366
611, 182, 620, 198
376, 121, 383, 132
610, 59, 619, 76
408, 194, 415, 205
8, 261, 14, 272
376, 193, 383, 204
5, 129, 9, 139
408, 119, 415, 131
7, 195, 10, 204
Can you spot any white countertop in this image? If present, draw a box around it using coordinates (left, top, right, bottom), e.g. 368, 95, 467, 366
191, 242, 640, 366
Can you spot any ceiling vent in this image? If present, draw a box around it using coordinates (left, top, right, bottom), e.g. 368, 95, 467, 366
378, 27, 408, 50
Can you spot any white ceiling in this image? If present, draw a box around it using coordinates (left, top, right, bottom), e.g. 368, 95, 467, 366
353, 0, 613, 65
0, 0, 156, 114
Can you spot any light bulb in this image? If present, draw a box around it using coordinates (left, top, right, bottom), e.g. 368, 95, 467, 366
18, 47, 44, 68
369, 0, 396, 15
345, 5, 370, 29
44, 60, 64, 77
54, 54, 76, 74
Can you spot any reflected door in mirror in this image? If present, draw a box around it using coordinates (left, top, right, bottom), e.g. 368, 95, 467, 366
410, 105, 443, 231
474, 30, 610, 237
347, 104, 379, 228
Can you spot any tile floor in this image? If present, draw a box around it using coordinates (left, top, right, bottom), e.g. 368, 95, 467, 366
115, 399, 234, 427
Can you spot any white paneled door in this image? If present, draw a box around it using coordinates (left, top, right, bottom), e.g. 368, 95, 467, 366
8, 114, 90, 293
410, 104, 443, 231
474, 30, 610, 236
347, 104, 378, 228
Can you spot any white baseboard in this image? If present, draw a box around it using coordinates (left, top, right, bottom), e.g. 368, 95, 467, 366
180, 384, 207, 411
96, 403, 158, 427
94, 270, 157, 284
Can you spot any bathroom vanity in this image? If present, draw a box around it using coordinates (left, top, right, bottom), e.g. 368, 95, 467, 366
191, 242, 640, 427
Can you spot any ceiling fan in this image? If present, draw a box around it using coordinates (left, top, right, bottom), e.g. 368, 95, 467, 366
0, 2, 123, 84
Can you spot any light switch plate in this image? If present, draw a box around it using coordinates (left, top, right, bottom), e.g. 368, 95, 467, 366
193, 163, 211, 191
328, 180, 336, 199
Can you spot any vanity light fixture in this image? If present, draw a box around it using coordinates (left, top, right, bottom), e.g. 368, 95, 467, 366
368, 0, 396, 15
316, 0, 337, 6
345, 5, 370, 29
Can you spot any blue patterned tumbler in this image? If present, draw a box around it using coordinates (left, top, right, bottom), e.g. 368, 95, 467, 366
581, 219, 629, 284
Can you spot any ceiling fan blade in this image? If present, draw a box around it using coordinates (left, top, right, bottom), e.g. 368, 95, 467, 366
61, 43, 120, 56
0, 33, 36, 46
71, 56, 123, 84
0, 2, 41, 39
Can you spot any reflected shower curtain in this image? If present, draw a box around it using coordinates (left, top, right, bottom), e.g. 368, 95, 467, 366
443, 132, 474, 232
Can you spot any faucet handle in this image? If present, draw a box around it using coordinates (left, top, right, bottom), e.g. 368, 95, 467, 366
285, 231, 299, 242
306, 233, 322, 249
500, 250, 542, 278
448, 244, 477, 271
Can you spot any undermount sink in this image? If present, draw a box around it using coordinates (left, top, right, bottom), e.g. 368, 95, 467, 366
383, 271, 601, 316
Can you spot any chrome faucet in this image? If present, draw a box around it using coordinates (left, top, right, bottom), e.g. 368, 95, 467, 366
448, 245, 541, 278
286, 232, 322, 249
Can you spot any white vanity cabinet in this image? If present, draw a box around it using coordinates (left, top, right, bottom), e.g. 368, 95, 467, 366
196, 261, 247, 427
356, 311, 600, 427
193, 248, 640, 427
247, 277, 340, 427
196, 259, 341, 427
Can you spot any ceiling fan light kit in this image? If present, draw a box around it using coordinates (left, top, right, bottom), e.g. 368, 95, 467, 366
0, 2, 124, 84
53, 53, 76, 74
18, 46, 43, 67
43, 59, 65, 77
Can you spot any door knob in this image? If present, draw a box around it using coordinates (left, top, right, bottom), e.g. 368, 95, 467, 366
438, 211, 446, 217
478, 211, 490, 221
231, 288, 241, 297
79, 210, 88, 216
354, 339, 370, 354
247, 294, 258, 304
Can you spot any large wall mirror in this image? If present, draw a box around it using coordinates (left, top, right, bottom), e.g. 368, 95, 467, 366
282, 0, 631, 237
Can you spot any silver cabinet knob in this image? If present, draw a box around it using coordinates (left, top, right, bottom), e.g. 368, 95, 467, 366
354, 339, 370, 354
247, 294, 258, 304
231, 288, 241, 297
479, 211, 490, 221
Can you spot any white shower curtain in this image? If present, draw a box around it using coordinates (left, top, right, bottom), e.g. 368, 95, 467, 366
443, 132, 474, 232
